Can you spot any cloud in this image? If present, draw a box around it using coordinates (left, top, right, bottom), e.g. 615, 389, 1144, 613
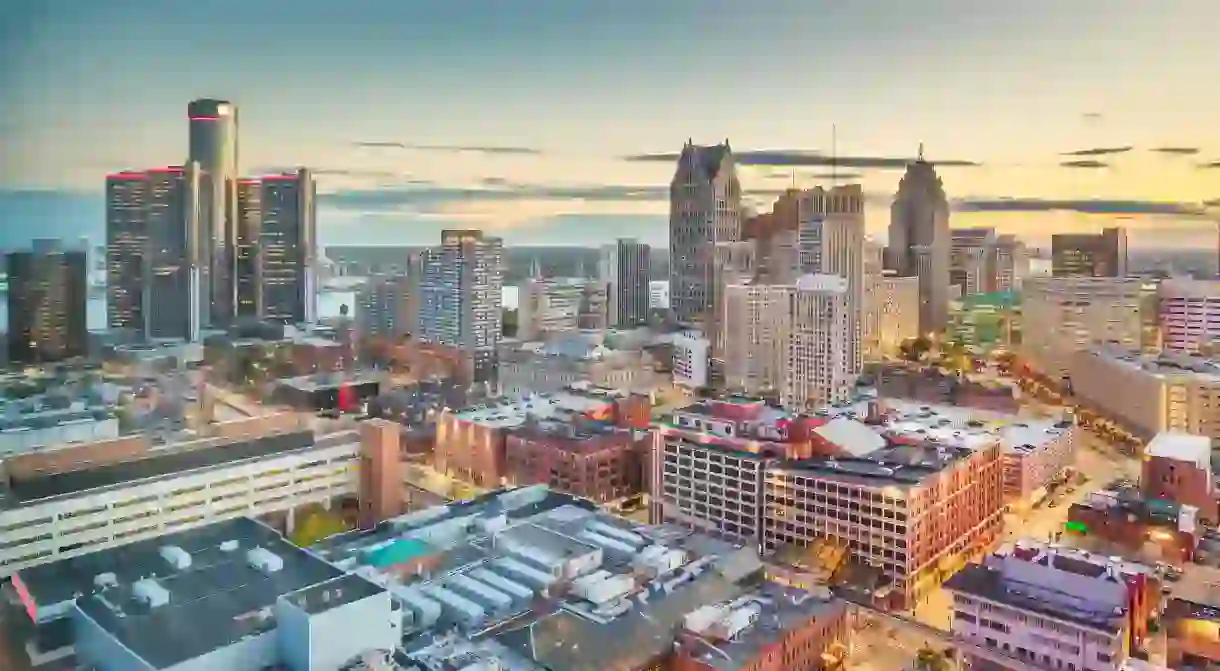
1082, 112, 1104, 122
1205, 198, 1220, 208
1059, 160, 1110, 169
321, 182, 671, 213
250, 166, 423, 181
1150, 147, 1200, 155
1061, 146, 1133, 156
623, 149, 980, 169
1200, 160, 1220, 170
954, 198, 1207, 217
352, 141, 541, 155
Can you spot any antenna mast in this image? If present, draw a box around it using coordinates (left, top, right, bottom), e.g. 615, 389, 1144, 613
831, 124, 838, 185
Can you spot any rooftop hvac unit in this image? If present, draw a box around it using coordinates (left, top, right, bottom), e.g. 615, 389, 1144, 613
132, 578, 171, 609
93, 573, 119, 590
219, 539, 240, 552
159, 545, 192, 570
246, 547, 285, 574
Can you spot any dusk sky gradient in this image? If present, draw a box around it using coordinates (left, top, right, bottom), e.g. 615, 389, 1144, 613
3, 0, 1219, 248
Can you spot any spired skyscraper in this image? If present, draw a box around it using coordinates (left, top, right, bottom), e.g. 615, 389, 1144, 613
886, 147, 951, 334
668, 140, 742, 325
187, 99, 240, 327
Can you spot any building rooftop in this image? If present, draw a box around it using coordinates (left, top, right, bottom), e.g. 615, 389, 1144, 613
13, 518, 345, 643
281, 371, 385, 392
1166, 565, 1220, 615
1144, 431, 1211, 470
1086, 347, 1220, 383
312, 484, 828, 671
284, 571, 386, 616
821, 396, 1070, 455
777, 441, 976, 488
451, 389, 620, 429
0, 408, 113, 433
676, 582, 844, 671
5, 430, 315, 507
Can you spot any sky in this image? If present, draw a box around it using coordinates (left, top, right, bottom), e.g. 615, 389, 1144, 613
2, 0, 1219, 250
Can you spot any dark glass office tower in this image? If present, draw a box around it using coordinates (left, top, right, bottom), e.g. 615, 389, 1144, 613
260, 169, 316, 324
105, 171, 151, 334
187, 98, 239, 327
7, 242, 88, 364
235, 179, 263, 318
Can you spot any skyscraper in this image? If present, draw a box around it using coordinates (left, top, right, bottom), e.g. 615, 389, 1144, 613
599, 238, 651, 328
234, 178, 263, 319
105, 165, 206, 340
419, 230, 504, 384
722, 274, 852, 410
357, 274, 416, 341
887, 150, 951, 334
795, 185, 865, 375
187, 98, 239, 326
259, 169, 317, 324
105, 171, 151, 334
949, 227, 999, 297
668, 140, 741, 325
7, 241, 88, 364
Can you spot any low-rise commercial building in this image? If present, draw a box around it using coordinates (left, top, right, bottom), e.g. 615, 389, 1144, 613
504, 420, 647, 510
946, 541, 1156, 670
12, 516, 399, 671
0, 428, 360, 577
0, 408, 119, 458
1067, 485, 1199, 566
274, 370, 386, 412
1141, 431, 1217, 524
434, 387, 650, 488
1071, 348, 1220, 442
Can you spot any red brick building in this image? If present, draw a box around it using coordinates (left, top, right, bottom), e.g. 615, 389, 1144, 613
504, 425, 647, 508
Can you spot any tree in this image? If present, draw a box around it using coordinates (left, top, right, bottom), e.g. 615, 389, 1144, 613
900, 335, 934, 363
915, 647, 953, 671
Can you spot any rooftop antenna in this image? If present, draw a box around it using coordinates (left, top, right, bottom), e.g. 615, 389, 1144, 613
831, 123, 839, 185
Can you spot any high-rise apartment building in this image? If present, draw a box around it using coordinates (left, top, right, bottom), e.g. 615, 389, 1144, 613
357, 274, 416, 341
887, 154, 951, 334
949, 227, 998, 297
723, 275, 853, 411
668, 140, 742, 324
6, 242, 88, 364
1051, 227, 1128, 277
187, 99, 240, 327
599, 238, 650, 328
1021, 277, 1146, 379
419, 230, 504, 384
259, 170, 317, 325
709, 241, 757, 362
105, 165, 207, 341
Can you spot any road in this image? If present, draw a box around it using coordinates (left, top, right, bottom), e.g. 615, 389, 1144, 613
851, 603, 1041, 671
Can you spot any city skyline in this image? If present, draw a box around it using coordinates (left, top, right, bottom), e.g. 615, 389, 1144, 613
4, 0, 1219, 249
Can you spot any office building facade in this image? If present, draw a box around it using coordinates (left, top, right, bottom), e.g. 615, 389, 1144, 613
1051, 227, 1128, 278
6, 244, 88, 364
357, 273, 416, 341
419, 230, 504, 384
1020, 277, 1146, 379
795, 185, 866, 375
668, 140, 742, 325
599, 238, 651, 328
259, 170, 317, 325
949, 227, 998, 297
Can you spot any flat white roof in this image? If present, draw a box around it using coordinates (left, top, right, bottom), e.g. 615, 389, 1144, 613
454, 392, 614, 429
1144, 431, 1211, 470
814, 418, 886, 457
